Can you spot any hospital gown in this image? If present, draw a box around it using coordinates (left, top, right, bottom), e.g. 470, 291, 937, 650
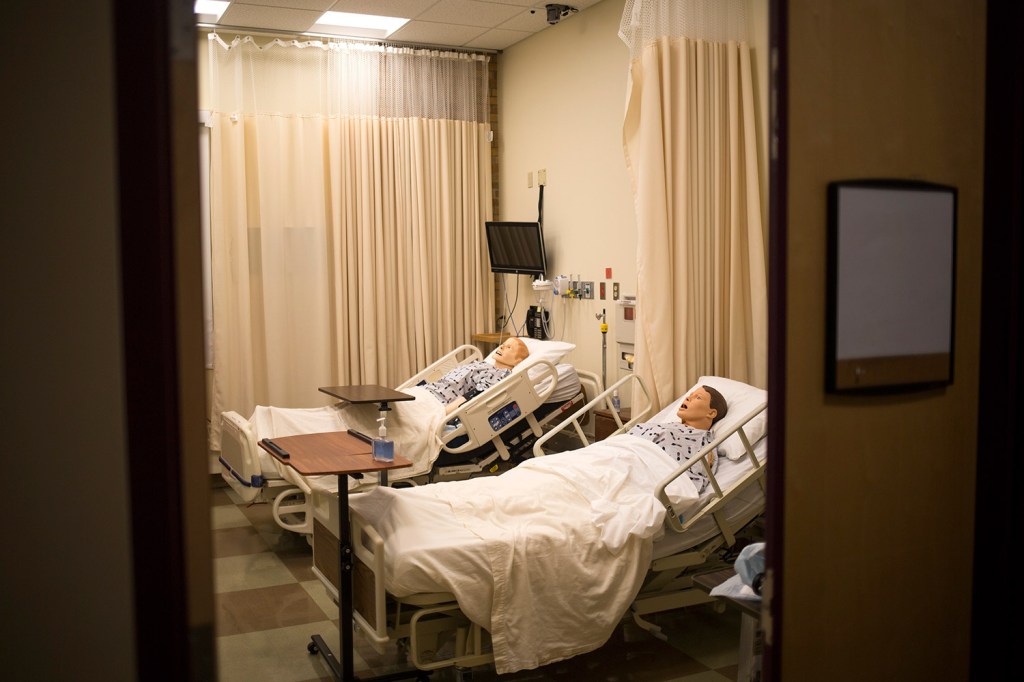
626, 422, 718, 493
422, 361, 510, 405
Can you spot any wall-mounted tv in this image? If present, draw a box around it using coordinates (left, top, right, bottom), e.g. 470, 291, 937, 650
485, 221, 547, 277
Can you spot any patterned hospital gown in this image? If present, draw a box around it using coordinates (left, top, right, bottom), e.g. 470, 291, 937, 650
627, 421, 718, 493
422, 361, 511, 405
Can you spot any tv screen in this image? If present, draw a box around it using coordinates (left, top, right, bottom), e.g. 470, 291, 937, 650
485, 221, 547, 276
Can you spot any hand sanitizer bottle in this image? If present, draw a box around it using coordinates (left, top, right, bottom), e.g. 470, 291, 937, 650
372, 414, 394, 462
611, 389, 621, 414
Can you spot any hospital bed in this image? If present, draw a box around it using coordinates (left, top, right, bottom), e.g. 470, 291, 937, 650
218, 338, 594, 536
309, 374, 768, 677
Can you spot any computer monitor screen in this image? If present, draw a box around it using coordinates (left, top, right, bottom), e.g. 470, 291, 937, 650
485, 221, 547, 276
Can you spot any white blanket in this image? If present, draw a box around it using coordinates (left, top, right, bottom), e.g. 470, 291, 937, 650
348, 434, 699, 673
250, 386, 447, 490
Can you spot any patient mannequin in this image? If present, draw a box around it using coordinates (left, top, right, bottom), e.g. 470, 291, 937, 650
422, 337, 530, 415
627, 385, 729, 494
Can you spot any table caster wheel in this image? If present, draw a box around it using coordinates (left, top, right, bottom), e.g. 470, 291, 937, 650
308, 641, 319, 654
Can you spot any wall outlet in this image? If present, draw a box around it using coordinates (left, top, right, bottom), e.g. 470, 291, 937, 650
613, 282, 620, 300
527, 171, 534, 188
538, 168, 547, 185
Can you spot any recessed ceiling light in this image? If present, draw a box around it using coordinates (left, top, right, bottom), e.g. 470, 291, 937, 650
314, 11, 409, 39
194, 1, 229, 22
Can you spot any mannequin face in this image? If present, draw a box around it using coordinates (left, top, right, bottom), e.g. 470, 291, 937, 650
493, 338, 529, 370
676, 387, 718, 429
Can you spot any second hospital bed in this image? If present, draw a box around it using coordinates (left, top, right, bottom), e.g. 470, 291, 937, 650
309, 374, 768, 676
218, 338, 594, 535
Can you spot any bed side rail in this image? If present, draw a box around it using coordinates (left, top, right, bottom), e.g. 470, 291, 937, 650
656, 401, 768, 537
531, 373, 654, 457
436, 359, 559, 459
397, 344, 483, 389
218, 411, 264, 501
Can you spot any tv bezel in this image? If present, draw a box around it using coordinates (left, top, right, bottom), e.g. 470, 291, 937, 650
485, 220, 548, 277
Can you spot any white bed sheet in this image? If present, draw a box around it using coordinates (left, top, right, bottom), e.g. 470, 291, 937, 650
349, 434, 703, 674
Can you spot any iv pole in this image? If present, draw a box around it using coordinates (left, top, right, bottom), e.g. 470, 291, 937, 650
596, 308, 607, 392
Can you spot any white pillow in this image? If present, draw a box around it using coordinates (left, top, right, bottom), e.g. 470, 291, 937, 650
485, 337, 576, 372
652, 376, 767, 461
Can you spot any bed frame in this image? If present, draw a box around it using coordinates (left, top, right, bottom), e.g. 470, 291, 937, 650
218, 344, 598, 535
311, 374, 768, 673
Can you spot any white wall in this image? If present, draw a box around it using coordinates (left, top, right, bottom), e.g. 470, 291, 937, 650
498, 0, 637, 390
498, 0, 770, 392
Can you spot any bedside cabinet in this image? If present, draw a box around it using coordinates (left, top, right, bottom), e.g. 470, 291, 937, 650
593, 408, 631, 441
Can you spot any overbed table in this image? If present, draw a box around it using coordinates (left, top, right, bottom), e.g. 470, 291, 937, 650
259, 384, 417, 682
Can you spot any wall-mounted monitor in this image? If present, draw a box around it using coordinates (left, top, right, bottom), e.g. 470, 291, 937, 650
485, 221, 547, 277
826, 179, 957, 393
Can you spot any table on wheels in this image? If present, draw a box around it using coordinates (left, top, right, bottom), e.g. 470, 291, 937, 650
259, 384, 418, 681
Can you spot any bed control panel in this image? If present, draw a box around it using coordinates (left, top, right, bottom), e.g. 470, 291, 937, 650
488, 401, 522, 432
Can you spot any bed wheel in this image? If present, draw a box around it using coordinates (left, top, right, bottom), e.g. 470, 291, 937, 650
307, 641, 319, 655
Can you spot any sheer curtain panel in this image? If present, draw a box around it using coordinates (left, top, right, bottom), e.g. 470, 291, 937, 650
620, 0, 768, 412
206, 35, 493, 449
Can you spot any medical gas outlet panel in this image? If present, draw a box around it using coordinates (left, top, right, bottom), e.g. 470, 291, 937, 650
553, 274, 620, 301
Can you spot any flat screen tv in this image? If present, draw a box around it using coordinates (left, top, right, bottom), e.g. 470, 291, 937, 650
485, 221, 547, 277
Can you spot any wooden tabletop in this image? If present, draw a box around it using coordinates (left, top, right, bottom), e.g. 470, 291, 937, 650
318, 384, 415, 405
258, 430, 413, 476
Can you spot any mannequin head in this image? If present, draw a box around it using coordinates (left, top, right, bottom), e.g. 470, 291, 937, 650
676, 385, 729, 430
493, 337, 529, 370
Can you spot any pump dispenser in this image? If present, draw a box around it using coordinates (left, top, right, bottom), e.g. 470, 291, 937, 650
372, 412, 394, 462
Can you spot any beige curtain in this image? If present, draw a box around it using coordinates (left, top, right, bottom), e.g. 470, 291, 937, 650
620, 0, 767, 412
206, 35, 493, 449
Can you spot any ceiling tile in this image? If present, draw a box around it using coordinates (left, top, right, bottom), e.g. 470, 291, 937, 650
388, 20, 490, 47
199, 0, 607, 50
237, 0, 335, 10
220, 4, 324, 32
325, 0, 441, 20
464, 27, 534, 51
418, 0, 523, 28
